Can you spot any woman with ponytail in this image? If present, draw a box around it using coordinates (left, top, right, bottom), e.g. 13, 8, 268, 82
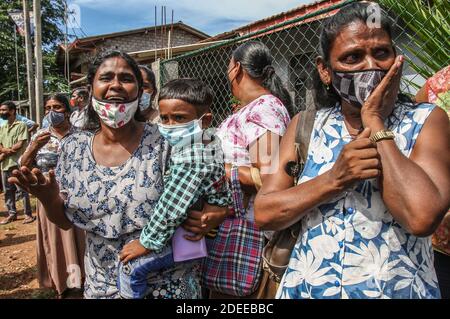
210, 41, 291, 298
217, 41, 292, 191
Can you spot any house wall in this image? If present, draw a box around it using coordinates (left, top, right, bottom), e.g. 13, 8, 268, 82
99, 28, 201, 53
72, 28, 204, 76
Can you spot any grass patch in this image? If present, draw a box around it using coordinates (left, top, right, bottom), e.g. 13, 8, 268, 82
30, 288, 57, 299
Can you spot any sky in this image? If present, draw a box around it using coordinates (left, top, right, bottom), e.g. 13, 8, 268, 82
68, 0, 313, 38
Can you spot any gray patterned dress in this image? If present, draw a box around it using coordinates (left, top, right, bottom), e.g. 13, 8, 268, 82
55, 123, 202, 299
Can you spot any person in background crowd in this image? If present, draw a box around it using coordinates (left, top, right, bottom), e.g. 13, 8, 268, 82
415, 65, 450, 299
0, 101, 34, 225
211, 40, 292, 298
0, 111, 37, 195
69, 87, 90, 130
20, 93, 85, 298
254, 2, 450, 299
0, 111, 39, 135
138, 65, 159, 123
8, 50, 215, 299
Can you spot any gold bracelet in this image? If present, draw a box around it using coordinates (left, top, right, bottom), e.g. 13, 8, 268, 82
370, 130, 395, 143
250, 166, 262, 191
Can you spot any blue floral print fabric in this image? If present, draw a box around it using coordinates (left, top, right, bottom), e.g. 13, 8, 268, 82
277, 102, 440, 299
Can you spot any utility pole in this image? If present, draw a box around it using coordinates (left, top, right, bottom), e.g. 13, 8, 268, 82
14, 26, 21, 103
64, 0, 70, 86
23, 0, 36, 121
33, 0, 44, 125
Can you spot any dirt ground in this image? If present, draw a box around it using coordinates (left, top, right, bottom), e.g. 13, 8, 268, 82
0, 194, 57, 299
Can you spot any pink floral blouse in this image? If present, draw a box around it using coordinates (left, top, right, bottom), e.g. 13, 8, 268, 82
216, 94, 291, 166
426, 66, 450, 256
427, 65, 449, 109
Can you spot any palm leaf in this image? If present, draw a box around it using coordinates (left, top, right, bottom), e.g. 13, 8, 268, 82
379, 0, 449, 79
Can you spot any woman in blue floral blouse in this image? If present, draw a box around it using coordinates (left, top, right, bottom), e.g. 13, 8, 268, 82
8, 51, 217, 299
254, 2, 450, 299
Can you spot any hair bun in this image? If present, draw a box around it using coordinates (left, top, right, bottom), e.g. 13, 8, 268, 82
262, 65, 275, 78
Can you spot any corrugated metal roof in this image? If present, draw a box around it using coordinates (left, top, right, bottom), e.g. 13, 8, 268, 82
202, 0, 344, 42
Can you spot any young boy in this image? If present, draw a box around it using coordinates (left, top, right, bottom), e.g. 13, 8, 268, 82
118, 78, 231, 298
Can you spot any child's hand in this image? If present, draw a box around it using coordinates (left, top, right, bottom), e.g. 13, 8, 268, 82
119, 240, 150, 264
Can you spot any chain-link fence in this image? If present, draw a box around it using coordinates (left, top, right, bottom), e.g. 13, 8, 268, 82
160, 0, 450, 126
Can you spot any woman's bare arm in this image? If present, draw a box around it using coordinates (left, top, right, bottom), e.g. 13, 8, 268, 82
371, 107, 450, 236
255, 115, 382, 231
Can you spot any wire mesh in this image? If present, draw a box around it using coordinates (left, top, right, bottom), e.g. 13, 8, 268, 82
160, 0, 450, 125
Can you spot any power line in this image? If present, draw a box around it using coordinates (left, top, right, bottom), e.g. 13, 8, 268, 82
68, 8, 89, 38
67, 9, 98, 53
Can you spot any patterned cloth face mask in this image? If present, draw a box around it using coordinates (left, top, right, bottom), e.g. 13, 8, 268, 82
157, 114, 205, 147
331, 69, 387, 108
92, 97, 139, 128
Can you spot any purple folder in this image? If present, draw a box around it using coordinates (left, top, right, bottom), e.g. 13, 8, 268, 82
172, 227, 207, 262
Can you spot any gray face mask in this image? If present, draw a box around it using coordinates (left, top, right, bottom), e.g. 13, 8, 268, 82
46, 110, 66, 127
138, 92, 154, 111
331, 69, 387, 108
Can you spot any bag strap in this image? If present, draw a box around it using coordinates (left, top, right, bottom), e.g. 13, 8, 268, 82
284, 108, 317, 235
291, 108, 317, 184
230, 165, 246, 219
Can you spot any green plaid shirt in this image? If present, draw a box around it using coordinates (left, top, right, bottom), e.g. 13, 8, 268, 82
140, 138, 231, 252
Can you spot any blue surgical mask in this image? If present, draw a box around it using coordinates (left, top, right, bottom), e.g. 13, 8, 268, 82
157, 115, 205, 147
46, 110, 65, 127
139, 92, 154, 111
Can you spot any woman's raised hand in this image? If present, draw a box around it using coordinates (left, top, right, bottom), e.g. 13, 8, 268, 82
31, 131, 52, 150
361, 55, 404, 128
8, 166, 60, 200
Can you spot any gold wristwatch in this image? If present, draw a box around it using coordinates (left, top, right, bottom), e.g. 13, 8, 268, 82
370, 130, 395, 143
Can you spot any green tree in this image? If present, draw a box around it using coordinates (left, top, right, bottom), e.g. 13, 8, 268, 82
0, 0, 68, 101
379, 0, 449, 84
